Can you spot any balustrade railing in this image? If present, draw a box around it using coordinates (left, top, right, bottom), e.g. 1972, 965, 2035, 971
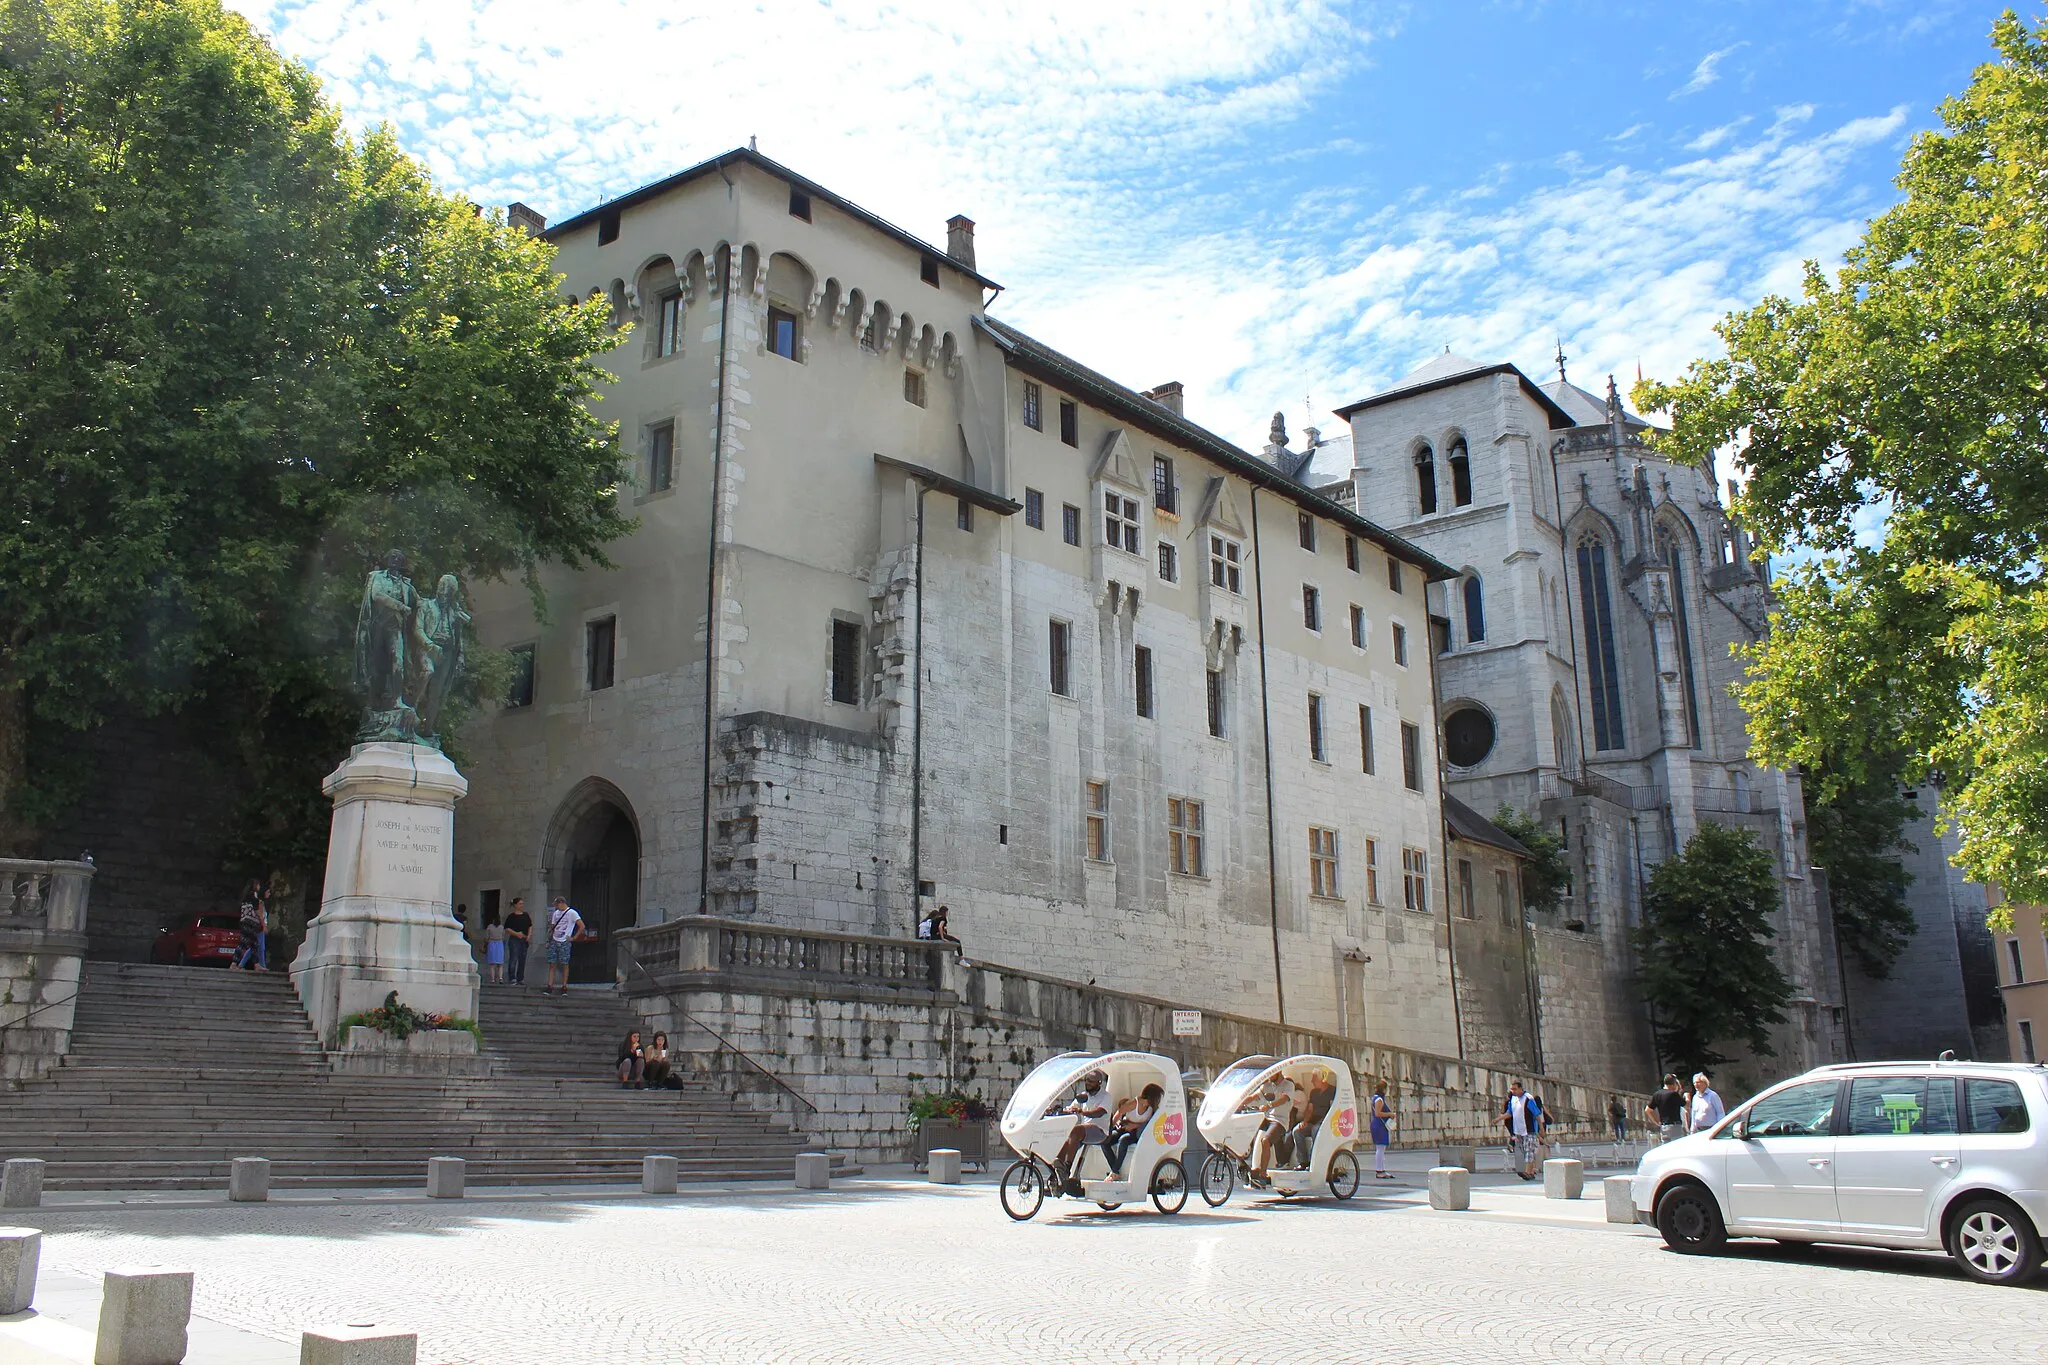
0, 858, 93, 935
615, 916, 948, 991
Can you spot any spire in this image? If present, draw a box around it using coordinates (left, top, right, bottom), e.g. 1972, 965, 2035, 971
1606, 374, 1623, 422
1555, 338, 1568, 385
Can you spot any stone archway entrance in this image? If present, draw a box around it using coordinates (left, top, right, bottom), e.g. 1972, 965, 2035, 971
543, 780, 640, 984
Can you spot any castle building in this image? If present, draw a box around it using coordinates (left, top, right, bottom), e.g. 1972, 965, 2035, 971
453, 148, 1476, 1055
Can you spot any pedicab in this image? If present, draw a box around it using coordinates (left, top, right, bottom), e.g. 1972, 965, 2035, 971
997, 1050, 1191, 1220
1194, 1054, 1361, 1205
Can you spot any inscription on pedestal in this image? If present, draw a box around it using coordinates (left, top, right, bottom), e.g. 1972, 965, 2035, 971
372, 816, 441, 878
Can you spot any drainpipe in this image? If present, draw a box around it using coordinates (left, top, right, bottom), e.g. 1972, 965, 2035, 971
1249, 488, 1287, 1025
909, 484, 930, 934
697, 224, 737, 916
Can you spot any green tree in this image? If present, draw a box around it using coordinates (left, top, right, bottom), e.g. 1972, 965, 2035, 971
1491, 806, 1572, 914
0, 0, 628, 864
1636, 823, 1792, 1070
1635, 13, 2048, 929
1806, 751, 1918, 979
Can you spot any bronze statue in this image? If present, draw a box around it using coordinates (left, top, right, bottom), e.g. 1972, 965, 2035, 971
350, 552, 466, 747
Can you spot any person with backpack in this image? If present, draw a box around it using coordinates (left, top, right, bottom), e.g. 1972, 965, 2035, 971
1502, 1080, 1546, 1181
544, 897, 584, 996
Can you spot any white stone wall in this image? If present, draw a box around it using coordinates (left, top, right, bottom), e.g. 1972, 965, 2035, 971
0, 948, 80, 1083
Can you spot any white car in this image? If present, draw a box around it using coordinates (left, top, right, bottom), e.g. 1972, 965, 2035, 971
1632, 1061, 2048, 1285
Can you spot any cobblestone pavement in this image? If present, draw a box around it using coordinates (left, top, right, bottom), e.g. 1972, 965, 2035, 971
17, 1173, 2048, 1364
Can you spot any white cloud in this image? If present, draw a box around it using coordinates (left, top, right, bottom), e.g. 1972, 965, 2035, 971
1672, 42, 1747, 99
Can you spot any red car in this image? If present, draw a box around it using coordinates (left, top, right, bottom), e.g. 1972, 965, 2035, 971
151, 912, 244, 966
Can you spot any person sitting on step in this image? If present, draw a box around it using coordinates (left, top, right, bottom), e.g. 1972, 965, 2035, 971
617, 1030, 646, 1089
643, 1031, 677, 1090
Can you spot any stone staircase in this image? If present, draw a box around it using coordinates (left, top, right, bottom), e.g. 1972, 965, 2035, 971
0, 962, 830, 1190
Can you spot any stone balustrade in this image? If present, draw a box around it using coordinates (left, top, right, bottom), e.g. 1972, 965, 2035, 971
618, 916, 946, 999
0, 858, 92, 1083
0, 858, 92, 940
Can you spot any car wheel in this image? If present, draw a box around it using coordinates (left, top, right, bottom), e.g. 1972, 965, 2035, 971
1949, 1197, 2041, 1286
1655, 1181, 1727, 1255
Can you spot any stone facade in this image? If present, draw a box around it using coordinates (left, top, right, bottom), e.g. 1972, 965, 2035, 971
0, 859, 91, 1083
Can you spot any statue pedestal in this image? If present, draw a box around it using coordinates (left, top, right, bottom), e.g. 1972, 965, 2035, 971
292, 743, 479, 1045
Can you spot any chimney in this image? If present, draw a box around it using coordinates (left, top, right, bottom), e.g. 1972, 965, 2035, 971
1142, 382, 1184, 415
507, 201, 547, 236
946, 215, 976, 270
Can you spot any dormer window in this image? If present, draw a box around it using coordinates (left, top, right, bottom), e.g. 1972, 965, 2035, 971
597, 208, 620, 246
1209, 535, 1243, 594
1104, 492, 1141, 554
1415, 444, 1437, 515
788, 188, 812, 222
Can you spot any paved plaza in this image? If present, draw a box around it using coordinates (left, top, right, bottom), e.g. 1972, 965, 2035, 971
4, 1161, 2044, 1364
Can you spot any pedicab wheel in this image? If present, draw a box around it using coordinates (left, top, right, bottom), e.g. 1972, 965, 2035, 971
1149, 1157, 1188, 1215
1328, 1149, 1361, 1201
999, 1158, 1046, 1222
1096, 1202, 1122, 1212
1199, 1151, 1235, 1208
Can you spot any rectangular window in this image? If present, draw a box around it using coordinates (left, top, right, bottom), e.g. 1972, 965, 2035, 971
2009, 939, 2026, 984
1392, 623, 1409, 667
1134, 646, 1154, 719
1496, 867, 1517, 925
1025, 488, 1044, 529
1348, 604, 1365, 648
1310, 826, 1340, 899
506, 644, 535, 708
1303, 585, 1321, 632
1847, 1077, 1958, 1137
1049, 620, 1071, 697
1105, 491, 1140, 554
656, 292, 683, 357
1345, 534, 1360, 573
597, 208, 620, 246
585, 617, 616, 692
1457, 859, 1476, 920
1206, 669, 1226, 738
1062, 503, 1081, 547
1402, 847, 1429, 913
1059, 399, 1078, 447
788, 188, 811, 221
2022, 1021, 2038, 1064
768, 306, 798, 360
1022, 380, 1043, 431
1388, 556, 1403, 593
1085, 780, 1110, 860
1401, 721, 1423, 791
829, 619, 861, 706
1169, 797, 1205, 876
903, 367, 926, 406
1365, 839, 1381, 905
1157, 541, 1178, 582
1209, 536, 1242, 594
955, 497, 972, 532
1308, 693, 1327, 762
1359, 705, 1374, 773
1963, 1078, 2031, 1133
647, 421, 674, 493
1297, 511, 1316, 551
921, 254, 941, 286
1153, 455, 1178, 513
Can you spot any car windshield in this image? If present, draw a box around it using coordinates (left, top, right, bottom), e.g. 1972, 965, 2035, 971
1004, 1055, 1098, 1125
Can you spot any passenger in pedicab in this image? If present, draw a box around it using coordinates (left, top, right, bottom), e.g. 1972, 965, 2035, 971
1103, 1083, 1164, 1176
1286, 1068, 1338, 1169
1250, 1075, 1301, 1183
1051, 1069, 1113, 1193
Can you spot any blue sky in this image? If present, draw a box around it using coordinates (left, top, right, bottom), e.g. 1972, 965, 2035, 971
234, 0, 2004, 464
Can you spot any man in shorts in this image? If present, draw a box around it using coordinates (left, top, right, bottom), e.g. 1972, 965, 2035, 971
1502, 1080, 1545, 1180
544, 896, 583, 996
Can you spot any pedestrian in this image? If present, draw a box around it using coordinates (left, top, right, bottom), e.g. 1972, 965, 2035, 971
1607, 1094, 1628, 1145
1645, 1073, 1687, 1144
1501, 1080, 1546, 1180
1687, 1072, 1725, 1134
544, 896, 583, 996
1369, 1084, 1396, 1180
482, 904, 506, 985
241, 879, 271, 971
504, 897, 533, 986
233, 898, 263, 971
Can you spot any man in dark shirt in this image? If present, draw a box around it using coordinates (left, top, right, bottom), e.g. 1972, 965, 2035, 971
503, 897, 534, 986
1646, 1074, 1688, 1144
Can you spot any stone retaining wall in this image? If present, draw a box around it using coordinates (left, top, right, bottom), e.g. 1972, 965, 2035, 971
0, 859, 92, 1084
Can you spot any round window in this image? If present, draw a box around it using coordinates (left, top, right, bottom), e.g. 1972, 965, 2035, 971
1443, 706, 1497, 768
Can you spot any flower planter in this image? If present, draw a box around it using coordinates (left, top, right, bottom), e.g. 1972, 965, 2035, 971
332, 1025, 490, 1077
913, 1120, 991, 1172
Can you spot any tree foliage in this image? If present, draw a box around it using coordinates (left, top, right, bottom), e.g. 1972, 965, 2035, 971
1635, 14, 2048, 929
1636, 823, 1793, 1070
1806, 750, 1918, 979
1491, 806, 1572, 915
0, 0, 628, 866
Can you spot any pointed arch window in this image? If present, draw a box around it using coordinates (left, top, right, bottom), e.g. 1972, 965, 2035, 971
1575, 536, 1625, 751
1448, 439, 1473, 507
1463, 575, 1485, 643
1658, 526, 1704, 749
1414, 445, 1437, 516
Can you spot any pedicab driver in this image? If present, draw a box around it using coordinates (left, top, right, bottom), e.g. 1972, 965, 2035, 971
1053, 1069, 1113, 1194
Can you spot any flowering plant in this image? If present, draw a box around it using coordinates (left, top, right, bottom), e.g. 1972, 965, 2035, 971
906, 1089, 995, 1129
339, 990, 483, 1042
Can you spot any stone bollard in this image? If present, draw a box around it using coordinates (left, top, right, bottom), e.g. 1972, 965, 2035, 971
1434, 1145, 1476, 1172
927, 1149, 962, 1185
1426, 1166, 1470, 1211
0, 1227, 40, 1315
1543, 1158, 1585, 1200
1603, 1175, 1637, 1224
1, 1158, 44, 1209
300, 1324, 419, 1365
95, 1266, 193, 1365
425, 1158, 464, 1200
642, 1155, 679, 1195
229, 1157, 270, 1203
794, 1153, 830, 1190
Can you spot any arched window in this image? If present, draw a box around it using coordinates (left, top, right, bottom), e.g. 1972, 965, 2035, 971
1463, 575, 1485, 643
1414, 444, 1437, 515
1575, 535, 1625, 751
1658, 525, 1704, 749
1449, 439, 1473, 507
